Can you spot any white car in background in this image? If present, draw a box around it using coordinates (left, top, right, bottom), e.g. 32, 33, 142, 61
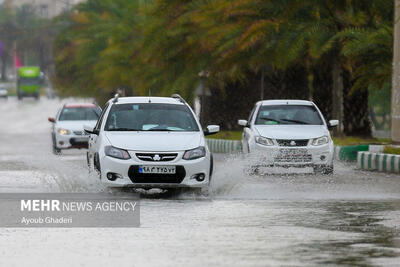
238, 100, 338, 174
0, 84, 8, 99
85, 94, 219, 192
49, 103, 101, 154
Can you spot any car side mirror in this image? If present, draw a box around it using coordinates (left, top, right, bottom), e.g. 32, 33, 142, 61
48, 117, 55, 123
238, 119, 248, 127
84, 125, 99, 135
204, 125, 220, 136
328, 120, 339, 129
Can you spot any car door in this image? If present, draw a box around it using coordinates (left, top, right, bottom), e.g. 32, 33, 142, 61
242, 104, 258, 153
88, 103, 109, 168
52, 109, 61, 140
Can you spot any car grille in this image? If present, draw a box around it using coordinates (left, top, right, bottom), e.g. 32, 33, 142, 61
70, 138, 89, 148
136, 153, 178, 162
128, 165, 185, 183
276, 139, 309, 147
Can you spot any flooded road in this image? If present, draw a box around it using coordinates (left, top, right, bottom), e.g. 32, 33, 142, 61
0, 97, 399, 266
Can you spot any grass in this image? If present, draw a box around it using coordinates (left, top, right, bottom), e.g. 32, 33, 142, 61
332, 137, 391, 146
383, 146, 400, 155
206, 131, 242, 140
207, 131, 392, 146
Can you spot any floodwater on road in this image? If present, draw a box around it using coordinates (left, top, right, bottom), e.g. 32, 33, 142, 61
0, 97, 399, 266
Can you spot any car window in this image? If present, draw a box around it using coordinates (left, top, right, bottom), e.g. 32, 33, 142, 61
59, 107, 101, 121
94, 103, 109, 131
248, 105, 257, 123
255, 105, 323, 125
105, 103, 199, 132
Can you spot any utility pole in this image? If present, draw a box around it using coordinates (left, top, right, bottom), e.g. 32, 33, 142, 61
260, 67, 265, 100
392, 0, 400, 143
198, 70, 209, 125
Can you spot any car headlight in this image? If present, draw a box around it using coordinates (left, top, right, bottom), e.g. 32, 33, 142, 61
183, 146, 206, 160
105, 146, 131, 160
255, 136, 274, 146
58, 128, 71, 135
311, 136, 329, 146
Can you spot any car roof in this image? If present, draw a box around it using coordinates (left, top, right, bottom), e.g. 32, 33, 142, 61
258, 99, 314, 106
111, 96, 185, 105
64, 103, 98, 108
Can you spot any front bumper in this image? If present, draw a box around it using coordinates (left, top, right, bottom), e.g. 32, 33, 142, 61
249, 143, 334, 167
99, 151, 211, 189
54, 133, 89, 149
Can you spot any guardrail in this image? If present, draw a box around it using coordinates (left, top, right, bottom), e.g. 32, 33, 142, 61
206, 138, 242, 153
357, 152, 400, 174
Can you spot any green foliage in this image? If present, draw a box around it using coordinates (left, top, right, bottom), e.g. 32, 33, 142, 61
383, 146, 400, 155
0, 4, 56, 79
53, 0, 394, 106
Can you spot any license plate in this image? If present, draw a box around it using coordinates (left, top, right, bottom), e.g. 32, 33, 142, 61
280, 148, 307, 156
139, 165, 176, 174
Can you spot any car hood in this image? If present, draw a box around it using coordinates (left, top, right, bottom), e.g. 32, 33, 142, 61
254, 125, 328, 139
56, 121, 97, 131
105, 131, 203, 152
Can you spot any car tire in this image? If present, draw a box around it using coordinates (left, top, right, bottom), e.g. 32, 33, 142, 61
52, 135, 61, 155
52, 146, 61, 155
86, 152, 91, 172
314, 165, 333, 175
94, 153, 101, 179
322, 165, 334, 175
209, 154, 214, 182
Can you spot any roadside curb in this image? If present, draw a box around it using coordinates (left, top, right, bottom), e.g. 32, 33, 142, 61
334, 145, 370, 162
206, 139, 242, 153
357, 152, 400, 174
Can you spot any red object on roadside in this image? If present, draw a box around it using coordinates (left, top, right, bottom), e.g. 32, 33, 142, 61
14, 50, 23, 68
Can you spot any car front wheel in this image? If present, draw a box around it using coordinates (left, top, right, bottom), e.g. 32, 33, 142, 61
314, 165, 333, 175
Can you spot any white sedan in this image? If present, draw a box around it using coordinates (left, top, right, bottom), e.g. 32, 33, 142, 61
85, 94, 219, 191
48, 103, 101, 154
238, 100, 338, 174
0, 84, 8, 99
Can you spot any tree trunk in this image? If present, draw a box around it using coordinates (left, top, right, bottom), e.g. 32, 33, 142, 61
332, 59, 344, 136
1, 47, 7, 82
391, 0, 400, 143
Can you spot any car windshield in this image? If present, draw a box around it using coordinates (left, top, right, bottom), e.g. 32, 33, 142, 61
255, 105, 323, 125
104, 103, 199, 132
59, 107, 101, 121
19, 77, 41, 85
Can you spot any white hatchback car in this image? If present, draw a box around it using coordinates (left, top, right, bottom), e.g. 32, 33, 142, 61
238, 100, 338, 174
0, 84, 8, 99
49, 103, 101, 154
85, 95, 219, 190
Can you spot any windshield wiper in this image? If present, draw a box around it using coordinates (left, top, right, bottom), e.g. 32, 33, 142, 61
107, 128, 141, 131
146, 129, 174, 131
260, 117, 280, 123
280, 119, 310, 124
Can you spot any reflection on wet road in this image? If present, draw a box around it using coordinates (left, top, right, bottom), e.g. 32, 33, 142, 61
0, 98, 399, 266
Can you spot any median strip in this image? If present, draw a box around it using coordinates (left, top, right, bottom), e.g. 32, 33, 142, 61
357, 152, 400, 174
